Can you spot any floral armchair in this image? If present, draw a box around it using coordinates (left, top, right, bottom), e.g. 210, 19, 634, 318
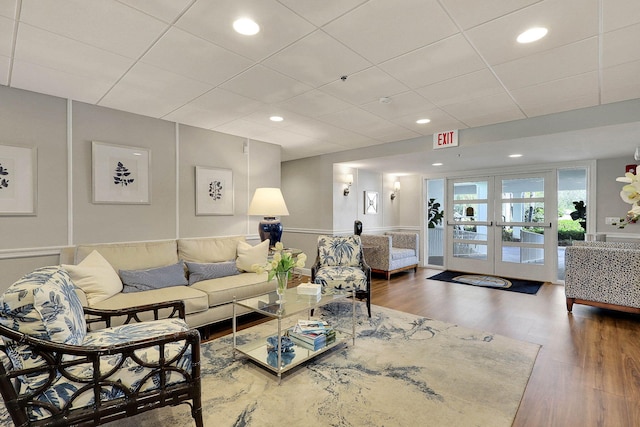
311, 235, 371, 317
0, 266, 202, 426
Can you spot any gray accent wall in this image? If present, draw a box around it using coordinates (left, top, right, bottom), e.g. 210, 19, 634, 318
0, 85, 281, 290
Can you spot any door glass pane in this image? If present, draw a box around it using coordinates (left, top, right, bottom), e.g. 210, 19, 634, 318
557, 168, 588, 280
453, 181, 488, 200
501, 203, 545, 223
502, 226, 545, 243
427, 179, 445, 266
502, 177, 544, 198
501, 247, 544, 264
453, 243, 487, 260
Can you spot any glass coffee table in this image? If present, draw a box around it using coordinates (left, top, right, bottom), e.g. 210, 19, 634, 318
232, 286, 355, 383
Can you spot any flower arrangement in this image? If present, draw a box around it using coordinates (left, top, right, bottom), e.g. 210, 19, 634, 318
253, 242, 307, 281
616, 171, 640, 228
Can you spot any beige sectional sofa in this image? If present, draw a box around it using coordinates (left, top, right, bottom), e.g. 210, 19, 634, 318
59, 236, 272, 330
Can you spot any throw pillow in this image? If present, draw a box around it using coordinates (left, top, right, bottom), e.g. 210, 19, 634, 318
62, 250, 123, 306
120, 261, 188, 293
236, 239, 269, 272
185, 260, 240, 285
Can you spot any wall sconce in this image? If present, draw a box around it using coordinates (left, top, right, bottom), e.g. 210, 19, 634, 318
390, 181, 400, 200
343, 174, 353, 196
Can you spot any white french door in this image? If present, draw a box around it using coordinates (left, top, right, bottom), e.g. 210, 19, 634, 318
445, 171, 556, 282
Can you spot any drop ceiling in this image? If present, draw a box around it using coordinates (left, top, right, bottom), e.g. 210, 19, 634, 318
1, 0, 640, 169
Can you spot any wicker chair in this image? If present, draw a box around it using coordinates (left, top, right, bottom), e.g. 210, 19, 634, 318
311, 235, 371, 317
0, 266, 203, 427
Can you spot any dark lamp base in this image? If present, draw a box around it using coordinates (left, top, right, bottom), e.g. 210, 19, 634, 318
258, 217, 283, 247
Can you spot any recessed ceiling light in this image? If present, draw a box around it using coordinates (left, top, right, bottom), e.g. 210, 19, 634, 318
269, 116, 284, 122
517, 27, 548, 44
432, 162, 443, 166
233, 18, 260, 35
416, 118, 431, 124
509, 154, 523, 158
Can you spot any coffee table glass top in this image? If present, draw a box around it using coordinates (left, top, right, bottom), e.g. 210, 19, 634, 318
235, 287, 349, 318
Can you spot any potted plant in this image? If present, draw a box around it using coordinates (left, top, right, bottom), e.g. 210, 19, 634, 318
570, 200, 586, 231
428, 198, 444, 229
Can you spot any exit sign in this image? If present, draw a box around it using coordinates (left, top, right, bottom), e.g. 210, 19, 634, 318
433, 129, 458, 149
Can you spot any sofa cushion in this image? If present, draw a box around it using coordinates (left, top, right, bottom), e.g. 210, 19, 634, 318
178, 236, 244, 263
186, 261, 240, 285
313, 266, 368, 292
191, 272, 269, 307
62, 250, 123, 305
236, 240, 269, 272
391, 247, 416, 260
120, 261, 188, 293
91, 286, 209, 316
75, 240, 179, 272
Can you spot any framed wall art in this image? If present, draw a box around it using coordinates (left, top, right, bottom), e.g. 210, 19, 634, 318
364, 190, 378, 215
195, 166, 234, 215
0, 144, 37, 215
92, 141, 150, 204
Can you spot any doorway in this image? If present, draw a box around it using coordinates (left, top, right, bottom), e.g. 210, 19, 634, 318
445, 171, 557, 282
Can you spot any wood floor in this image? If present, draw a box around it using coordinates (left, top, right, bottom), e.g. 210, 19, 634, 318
206, 268, 640, 426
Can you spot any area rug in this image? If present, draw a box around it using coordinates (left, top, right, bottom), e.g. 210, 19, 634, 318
0, 303, 539, 427
428, 270, 544, 295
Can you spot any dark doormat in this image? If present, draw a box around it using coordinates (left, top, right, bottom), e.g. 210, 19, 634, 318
427, 270, 543, 295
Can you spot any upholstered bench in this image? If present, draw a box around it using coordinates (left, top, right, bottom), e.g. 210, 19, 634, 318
361, 232, 419, 279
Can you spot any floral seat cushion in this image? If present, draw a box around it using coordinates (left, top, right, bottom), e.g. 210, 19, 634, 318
317, 235, 362, 267
314, 266, 368, 292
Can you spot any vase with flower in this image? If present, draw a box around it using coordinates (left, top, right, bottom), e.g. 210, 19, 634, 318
616, 171, 640, 228
253, 242, 307, 303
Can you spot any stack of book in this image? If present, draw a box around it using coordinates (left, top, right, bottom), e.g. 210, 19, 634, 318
288, 319, 335, 351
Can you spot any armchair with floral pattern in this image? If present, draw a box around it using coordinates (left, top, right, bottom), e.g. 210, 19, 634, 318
311, 235, 371, 317
0, 266, 202, 426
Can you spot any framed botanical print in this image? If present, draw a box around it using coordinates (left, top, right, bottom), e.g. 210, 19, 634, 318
364, 190, 378, 215
92, 141, 150, 204
195, 166, 234, 215
0, 144, 37, 215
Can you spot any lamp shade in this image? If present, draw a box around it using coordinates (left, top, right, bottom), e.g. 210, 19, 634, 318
248, 188, 289, 217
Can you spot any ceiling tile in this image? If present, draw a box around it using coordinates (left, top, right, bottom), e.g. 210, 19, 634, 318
417, 69, 505, 107
20, 0, 167, 59
262, 30, 371, 87
14, 24, 133, 83
0, 15, 13, 56
317, 106, 402, 138
276, 0, 367, 27
466, 0, 598, 66
320, 67, 409, 105
602, 23, 640, 68
441, 92, 525, 128
164, 87, 263, 128
440, 0, 541, 30
221, 64, 312, 103
360, 91, 434, 120
276, 89, 352, 117
11, 59, 111, 103
175, 0, 315, 61
0, 0, 15, 18
493, 38, 598, 90
511, 72, 599, 117
324, 0, 458, 64
117, 0, 193, 23
374, 127, 421, 144
602, 60, 640, 104
141, 27, 253, 86
213, 118, 276, 142
99, 62, 212, 118
379, 34, 486, 89
391, 108, 467, 135
602, 0, 640, 32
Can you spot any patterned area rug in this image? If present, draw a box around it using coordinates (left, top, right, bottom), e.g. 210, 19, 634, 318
428, 270, 544, 295
0, 303, 540, 427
